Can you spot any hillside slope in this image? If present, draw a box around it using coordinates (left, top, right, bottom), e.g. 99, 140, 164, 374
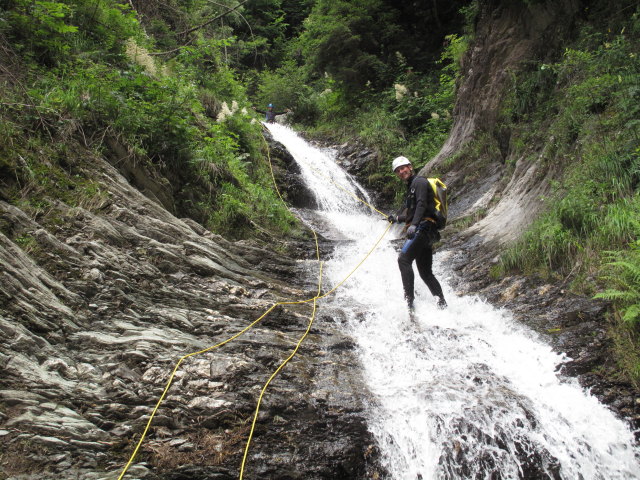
426, 0, 581, 246
420, 0, 640, 429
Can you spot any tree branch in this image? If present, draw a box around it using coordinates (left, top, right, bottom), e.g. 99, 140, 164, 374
205, 0, 258, 65
176, 0, 249, 37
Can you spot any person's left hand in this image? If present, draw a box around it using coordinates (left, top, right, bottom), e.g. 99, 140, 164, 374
406, 225, 416, 239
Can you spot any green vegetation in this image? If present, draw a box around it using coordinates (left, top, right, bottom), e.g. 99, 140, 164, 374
0, 0, 469, 237
497, 16, 640, 277
0, 0, 299, 240
275, 31, 466, 200
596, 243, 640, 324
594, 241, 640, 388
1, 0, 470, 238
244, 0, 470, 200
2, 0, 638, 384
488, 6, 640, 383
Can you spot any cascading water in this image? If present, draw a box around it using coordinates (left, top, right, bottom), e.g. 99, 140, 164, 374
265, 123, 640, 480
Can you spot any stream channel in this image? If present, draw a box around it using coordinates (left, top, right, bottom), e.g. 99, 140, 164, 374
265, 122, 640, 480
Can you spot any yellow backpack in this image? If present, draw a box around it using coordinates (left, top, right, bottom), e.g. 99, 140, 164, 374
427, 178, 447, 229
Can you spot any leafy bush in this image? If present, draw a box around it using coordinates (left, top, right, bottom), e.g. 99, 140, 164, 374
254, 60, 316, 121
595, 241, 640, 324
2, 0, 79, 63
1, 0, 140, 64
594, 237, 640, 385
0, 0, 300, 241
294, 0, 394, 93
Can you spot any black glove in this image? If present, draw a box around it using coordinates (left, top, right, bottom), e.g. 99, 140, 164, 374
406, 225, 417, 239
387, 214, 396, 223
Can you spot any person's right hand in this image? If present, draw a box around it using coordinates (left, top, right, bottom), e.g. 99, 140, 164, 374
406, 225, 417, 239
387, 214, 396, 223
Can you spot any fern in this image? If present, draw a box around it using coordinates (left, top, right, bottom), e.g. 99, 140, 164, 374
622, 304, 640, 324
608, 260, 640, 283
595, 243, 640, 325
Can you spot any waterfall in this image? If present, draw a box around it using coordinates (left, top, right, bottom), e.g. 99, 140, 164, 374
265, 123, 640, 480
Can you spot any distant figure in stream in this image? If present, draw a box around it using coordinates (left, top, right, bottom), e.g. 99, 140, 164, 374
388, 156, 447, 311
252, 103, 290, 123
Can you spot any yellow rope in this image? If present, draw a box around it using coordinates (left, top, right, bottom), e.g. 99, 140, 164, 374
239, 230, 323, 479
117, 126, 391, 479
117, 303, 279, 480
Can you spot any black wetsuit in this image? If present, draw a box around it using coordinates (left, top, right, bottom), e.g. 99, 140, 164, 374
396, 175, 445, 308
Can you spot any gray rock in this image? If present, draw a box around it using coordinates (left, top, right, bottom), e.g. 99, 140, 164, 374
0, 155, 381, 479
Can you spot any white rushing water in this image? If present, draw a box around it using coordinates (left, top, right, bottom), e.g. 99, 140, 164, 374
265, 123, 640, 480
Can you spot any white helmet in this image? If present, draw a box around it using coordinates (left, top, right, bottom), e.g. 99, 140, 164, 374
392, 156, 411, 172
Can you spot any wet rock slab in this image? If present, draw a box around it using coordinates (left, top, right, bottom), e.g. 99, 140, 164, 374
0, 155, 382, 479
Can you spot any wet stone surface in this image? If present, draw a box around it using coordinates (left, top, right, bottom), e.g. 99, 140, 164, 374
0, 153, 383, 479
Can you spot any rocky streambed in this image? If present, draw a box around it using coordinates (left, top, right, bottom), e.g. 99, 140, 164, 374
3, 127, 639, 480
445, 232, 640, 440
0, 145, 383, 479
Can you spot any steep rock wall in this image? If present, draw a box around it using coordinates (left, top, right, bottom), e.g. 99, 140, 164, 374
425, 0, 581, 247
421, 0, 639, 430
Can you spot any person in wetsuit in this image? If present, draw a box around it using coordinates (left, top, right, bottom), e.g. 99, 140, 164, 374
253, 103, 289, 123
389, 156, 447, 310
